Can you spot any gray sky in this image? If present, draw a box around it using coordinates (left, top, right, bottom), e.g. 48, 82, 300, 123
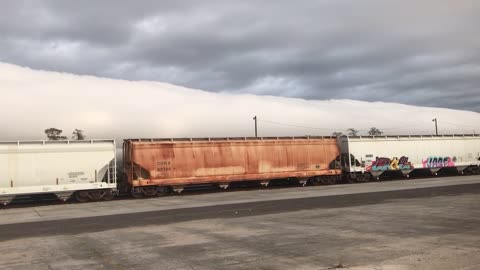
1, 0, 479, 111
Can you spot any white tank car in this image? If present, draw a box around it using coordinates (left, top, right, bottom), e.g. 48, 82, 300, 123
0, 140, 117, 205
338, 135, 480, 181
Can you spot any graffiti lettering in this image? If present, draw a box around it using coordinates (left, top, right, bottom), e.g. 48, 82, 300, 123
371, 157, 391, 171
398, 156, 413, 170
422, 156, 455, 168
366, 156, 414, 172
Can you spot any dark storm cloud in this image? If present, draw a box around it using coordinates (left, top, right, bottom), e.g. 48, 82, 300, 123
1, 0, 479, 111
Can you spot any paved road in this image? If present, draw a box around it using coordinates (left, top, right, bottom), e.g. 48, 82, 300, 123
0, 178, 480, 270
2, 175, 480, 225
0, 181, 479, 242
0, 176, 479, 269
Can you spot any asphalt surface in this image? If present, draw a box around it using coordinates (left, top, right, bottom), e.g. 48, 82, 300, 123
0, 176, 479, 269
2, 175, 480, 225
0, 182, 479, 242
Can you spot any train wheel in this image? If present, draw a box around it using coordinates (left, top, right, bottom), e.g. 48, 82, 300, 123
89, 190, 102, 201
311, 177, 321, 186
102, 189, 115, 201
347, 175, 355, 184
156, 186, 171, 197
130, 188, 144, 199
143, 186, 158, 197
328, 176, 338, 185
75, 191, 90, 203
355, 174, 371, 183
318, 176, 334, 185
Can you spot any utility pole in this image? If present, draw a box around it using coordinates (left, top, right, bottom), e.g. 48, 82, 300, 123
432, 118, 438, 135
253, 116, 258, 137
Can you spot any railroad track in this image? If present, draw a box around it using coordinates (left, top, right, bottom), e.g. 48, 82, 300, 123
0, 173, 453, 209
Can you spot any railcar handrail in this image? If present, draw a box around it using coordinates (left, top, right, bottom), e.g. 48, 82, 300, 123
0, 139, 116, 145
346, 134, 479, 139
125, 134, 479, 142
124, 136, 337, 142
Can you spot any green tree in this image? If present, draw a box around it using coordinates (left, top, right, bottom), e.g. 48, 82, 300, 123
44, 128, 67, 140
368, 127, 383, 136
347, 128, 359, 136
72, 129, 86, 140
332, 131, 343, 137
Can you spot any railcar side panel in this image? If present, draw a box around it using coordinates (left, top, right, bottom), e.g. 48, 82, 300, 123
339, 135, 480, 177
0, 140, 117, 204
124, 138, 341, 187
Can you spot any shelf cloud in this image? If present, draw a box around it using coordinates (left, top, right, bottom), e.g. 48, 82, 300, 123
1, 62, 479, 141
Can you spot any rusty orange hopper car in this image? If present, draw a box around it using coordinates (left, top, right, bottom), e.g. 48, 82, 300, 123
123, 137, 341, 197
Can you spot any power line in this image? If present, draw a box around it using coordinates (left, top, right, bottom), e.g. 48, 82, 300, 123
258, 119, 341, 131
256, 118, 478, 134
441, 121, 479, 129
259, 119, 429, 132
377, 123, 429, 131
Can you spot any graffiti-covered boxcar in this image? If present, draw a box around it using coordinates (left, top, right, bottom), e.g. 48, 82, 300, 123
339, 135, 480, 181
123, 137, 341, 197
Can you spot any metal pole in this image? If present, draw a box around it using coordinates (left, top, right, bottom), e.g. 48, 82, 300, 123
432, 118, 438, 135
253, 116, 258, 137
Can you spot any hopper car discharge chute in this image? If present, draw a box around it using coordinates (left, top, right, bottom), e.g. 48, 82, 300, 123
0, 140, 117, 205
123, 137, 342, 198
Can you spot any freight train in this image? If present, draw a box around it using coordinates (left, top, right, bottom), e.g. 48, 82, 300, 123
1, 135, 479, 205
